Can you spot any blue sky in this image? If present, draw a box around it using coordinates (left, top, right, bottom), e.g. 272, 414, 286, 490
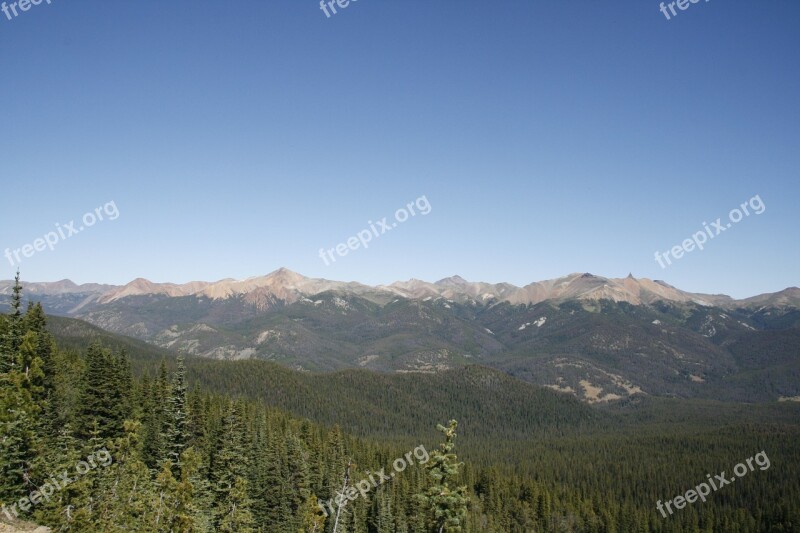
0, 0, 798, 298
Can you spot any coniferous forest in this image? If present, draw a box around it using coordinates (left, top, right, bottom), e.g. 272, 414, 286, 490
2, 276, 800, 532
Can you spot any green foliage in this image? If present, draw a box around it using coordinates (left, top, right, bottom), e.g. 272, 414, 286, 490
2, 282, 800, 532
165, 354, 190, 475
75, 342, 132, 440
417, 421, 469, 533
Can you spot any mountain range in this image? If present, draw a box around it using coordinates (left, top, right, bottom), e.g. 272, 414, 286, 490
3, 269, 799, 404
9, 268, 800, 308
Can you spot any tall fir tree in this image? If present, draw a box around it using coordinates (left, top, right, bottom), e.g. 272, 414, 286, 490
76, 343, 128, 440
140, 374, 166, 469
0, 275, 39, 509
165, 354, 190, 476
285, 431, 311, 531
211, 400, 254, 531
1, 271, 23, 371
417, 420, 470, 533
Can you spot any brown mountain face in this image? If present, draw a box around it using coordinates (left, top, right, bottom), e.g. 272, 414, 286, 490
381, 272, 776, 308
10, 269, 797, 404
741, 287, 800, 308
97, 278, 213, 303
1, 269, 795, 309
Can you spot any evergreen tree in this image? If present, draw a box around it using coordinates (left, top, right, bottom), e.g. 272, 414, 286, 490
22, 303, 54, 377
93, 420, 155, 531
300, 492, 327, 533
258, 430, 292, 530
111, 349, 133, 428
0, 276, 39, 509
152, 458, 199, 532
286, 431, 311, 530
322, 425, 348, 532
0, 396, 37, 506
76, 343, 128, 440
370, 492, 395, 533
1, 271, 23, 371
165, 354, 190, 476
217, 474, 254, 533
417, 420, 469, 533
184, 445, 215, 532
211, 400, 253, 530
141, 374, 166, 469
31, 422, 80, 527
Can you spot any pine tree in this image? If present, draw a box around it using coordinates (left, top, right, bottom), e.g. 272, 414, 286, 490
286, 431, 311, 530
22, 303, 56, 403
300, 492, 327, 533
370, 492, 395, 533
245, 416, 272, 527
187, 386, 208, 450
76, 342, 128, 440
211, 400, 253, 531
141, 374, 166, 469
0, 397, 37, 506
184, 445, 215, 533
165, 354, 190, 476
217, 475, 254, 533
93, 420, 155, 531
257, 430, 292, 530
321, 425, 347, 532
157, 359, 171, 404
52, 424, 105, 531
153, 460, 195, 532
331, 458, 353, 533
21, 302, 59, 450
30, 422, 80, 527
111, 349, 133, 428
0, 275, 39, 509
416, 420, 470, 533
1, 271, 23, 371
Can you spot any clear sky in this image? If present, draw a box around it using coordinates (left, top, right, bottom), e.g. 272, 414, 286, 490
1, 0, 798, 299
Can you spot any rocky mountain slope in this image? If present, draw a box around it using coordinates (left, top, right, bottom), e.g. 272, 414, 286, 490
5, 269, 799, 404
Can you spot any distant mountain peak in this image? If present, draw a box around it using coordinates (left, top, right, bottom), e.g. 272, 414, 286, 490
435, 275, 469, 286
6, 270, 796, 311
741, 286, 800, 307
97, 277, 211, 303
264, 267, 307, 283
268, 267, 302, 276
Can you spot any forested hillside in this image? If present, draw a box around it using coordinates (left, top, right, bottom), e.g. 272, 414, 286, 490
16, 277, 798, 405
2, 279, 800, 532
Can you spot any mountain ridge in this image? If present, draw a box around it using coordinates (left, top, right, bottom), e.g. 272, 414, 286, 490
2, 268, 797, 310
6, 269, 796, 405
